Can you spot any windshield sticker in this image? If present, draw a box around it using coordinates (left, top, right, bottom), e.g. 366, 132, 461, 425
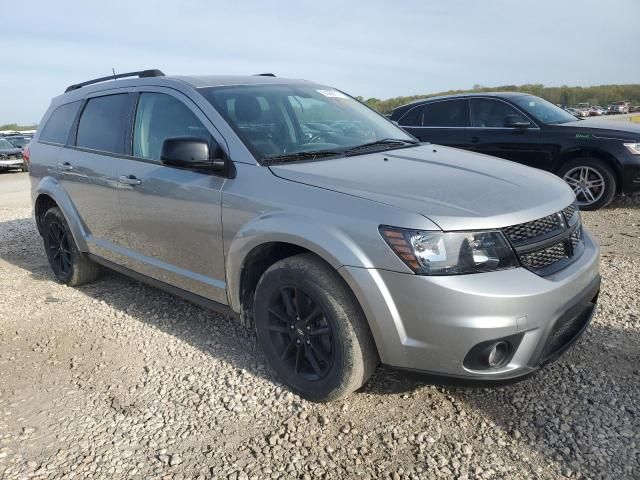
317, 89, 349, 99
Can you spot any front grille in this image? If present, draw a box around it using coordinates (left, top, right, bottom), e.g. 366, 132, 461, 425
562, 204, 577, 225
570, 226, 583, 249
520, 242, 569, 270
540, 301, 596, 363
503, 213, 564, 245
502, 203, 583, 276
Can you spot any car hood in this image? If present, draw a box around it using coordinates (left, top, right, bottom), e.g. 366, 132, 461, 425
0, 147, 21, 155
557, 119, 640, 139
270, 144, 574, 231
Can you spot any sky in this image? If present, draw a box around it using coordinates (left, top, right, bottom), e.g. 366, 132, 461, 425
1, 0, 638, 124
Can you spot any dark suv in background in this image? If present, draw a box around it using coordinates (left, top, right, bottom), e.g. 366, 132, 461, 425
390, 93, 640, 210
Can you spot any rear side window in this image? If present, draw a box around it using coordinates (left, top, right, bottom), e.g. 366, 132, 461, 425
76, 94, 130, 154
422, 100, 469, 127
39, 101, 81, 144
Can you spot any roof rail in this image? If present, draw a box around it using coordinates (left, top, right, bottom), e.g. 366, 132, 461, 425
64, 69, 165, 93
254, 73, 276, 77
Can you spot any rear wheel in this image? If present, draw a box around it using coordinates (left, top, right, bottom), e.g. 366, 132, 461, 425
41, 207, 100, 286
254, 254, 378, 402
558, 158, 616, 210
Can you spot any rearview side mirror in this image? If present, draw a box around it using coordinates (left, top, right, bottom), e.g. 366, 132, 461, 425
504, 115, 531, 129
160, 137, 226, 173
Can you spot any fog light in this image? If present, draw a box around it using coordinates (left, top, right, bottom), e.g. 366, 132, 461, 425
463, 334, 522, 371
487, 341, 510, 367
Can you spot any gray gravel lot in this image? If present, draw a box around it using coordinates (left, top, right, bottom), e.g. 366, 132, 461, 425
0, 172, 638, 479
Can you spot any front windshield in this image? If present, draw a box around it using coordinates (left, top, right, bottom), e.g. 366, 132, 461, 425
8, 138, 28, 147
200, 84, 415, 161
512, 95, 578, 125
0, 139, 14, 148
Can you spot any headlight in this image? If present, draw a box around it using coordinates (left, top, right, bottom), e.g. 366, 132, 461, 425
623, 143, 640, 155
379, 226, 518, 275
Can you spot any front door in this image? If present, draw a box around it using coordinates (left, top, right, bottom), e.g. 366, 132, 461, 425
468, 98, 554, 171
116, 89, 228, 304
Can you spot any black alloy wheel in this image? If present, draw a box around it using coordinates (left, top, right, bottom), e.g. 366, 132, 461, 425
46, 221, 73, 278
267, 286, 334, 380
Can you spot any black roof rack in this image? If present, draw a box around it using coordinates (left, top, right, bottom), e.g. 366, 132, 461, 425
65, 69, 165, 93
254, 73, 276, 77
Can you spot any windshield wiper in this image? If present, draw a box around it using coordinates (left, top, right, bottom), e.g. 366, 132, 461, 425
344, 138, 419, 156
265, 149, 344, 164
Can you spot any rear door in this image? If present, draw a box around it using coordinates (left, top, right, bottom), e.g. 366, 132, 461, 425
57, 91, 131, 260
468, 98, 554, 171
116, 88, 228, 303
397, 99, 470, 147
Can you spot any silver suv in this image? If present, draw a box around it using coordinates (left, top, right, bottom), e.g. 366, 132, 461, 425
30, 70, 600, 401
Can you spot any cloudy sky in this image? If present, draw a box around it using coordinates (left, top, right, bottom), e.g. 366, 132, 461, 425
1, 0, 638, 124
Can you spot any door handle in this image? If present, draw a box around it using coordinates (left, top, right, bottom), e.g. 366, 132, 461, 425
471, 136, 480, 144
119, 175, 142, 186
59, 162, 73, 171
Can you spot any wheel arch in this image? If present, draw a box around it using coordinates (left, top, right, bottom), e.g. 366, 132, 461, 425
34, 177, 89, 251
226, 214, 379, 325
558, 147, 622, 192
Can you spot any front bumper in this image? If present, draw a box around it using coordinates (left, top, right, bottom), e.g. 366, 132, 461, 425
0, 158, 24, 168
339, 229, 600, 382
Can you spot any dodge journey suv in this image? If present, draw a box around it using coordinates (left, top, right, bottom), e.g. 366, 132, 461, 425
30, 70, 600, 401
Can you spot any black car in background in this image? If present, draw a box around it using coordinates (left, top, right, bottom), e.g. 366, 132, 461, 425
390, 93, 640, 209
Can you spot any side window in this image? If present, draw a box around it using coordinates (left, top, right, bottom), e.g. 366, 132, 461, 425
422, 100, 469, 127
398, 106, 423, 127
133, 93, 210, 162
39, 101, 82, 144
76, 94, 129, 154
471, 99, 528, 128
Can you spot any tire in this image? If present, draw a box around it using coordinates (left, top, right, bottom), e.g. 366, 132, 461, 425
557, 158, 617, 211
21, 162, 29, 172
41, 207, 100, 286
254, 253, 379, 402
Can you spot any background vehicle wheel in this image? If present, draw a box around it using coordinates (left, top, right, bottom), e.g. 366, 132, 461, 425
254, 253, 379, 402
41, 207, 100, 286
21, 163, 29, 172
558, 158, 616, 210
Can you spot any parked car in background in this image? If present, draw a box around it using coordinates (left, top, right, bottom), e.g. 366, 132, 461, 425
590, 106, 606, 116
29, 70, 601, 401
0, 138, 25, 171
390, 92, 640, 210
5, 135, 31, 150
565, 107, 583, 119
609, 102, 630, 114
629, 105, 640, 113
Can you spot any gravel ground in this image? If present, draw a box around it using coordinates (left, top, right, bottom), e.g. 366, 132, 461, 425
0, 190, 638, 479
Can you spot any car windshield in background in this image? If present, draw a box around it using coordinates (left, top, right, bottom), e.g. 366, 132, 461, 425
8, 138, 28, 147
512, 95, 579, 125
0, 139, 15, 148
200, 85, 416, 162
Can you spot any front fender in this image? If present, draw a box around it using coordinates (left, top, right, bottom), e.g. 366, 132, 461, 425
34, 176, 89, 252
225, 211, 394, 312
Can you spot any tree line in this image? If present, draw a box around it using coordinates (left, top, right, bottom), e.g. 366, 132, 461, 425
358, 84, 640, 114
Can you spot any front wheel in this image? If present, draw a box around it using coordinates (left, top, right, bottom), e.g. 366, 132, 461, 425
558, 158, 617, 211
254, 254, 379, 402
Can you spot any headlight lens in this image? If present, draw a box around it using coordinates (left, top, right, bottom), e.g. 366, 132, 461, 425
380, 226, 518, 275
623, 143, 640, 155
